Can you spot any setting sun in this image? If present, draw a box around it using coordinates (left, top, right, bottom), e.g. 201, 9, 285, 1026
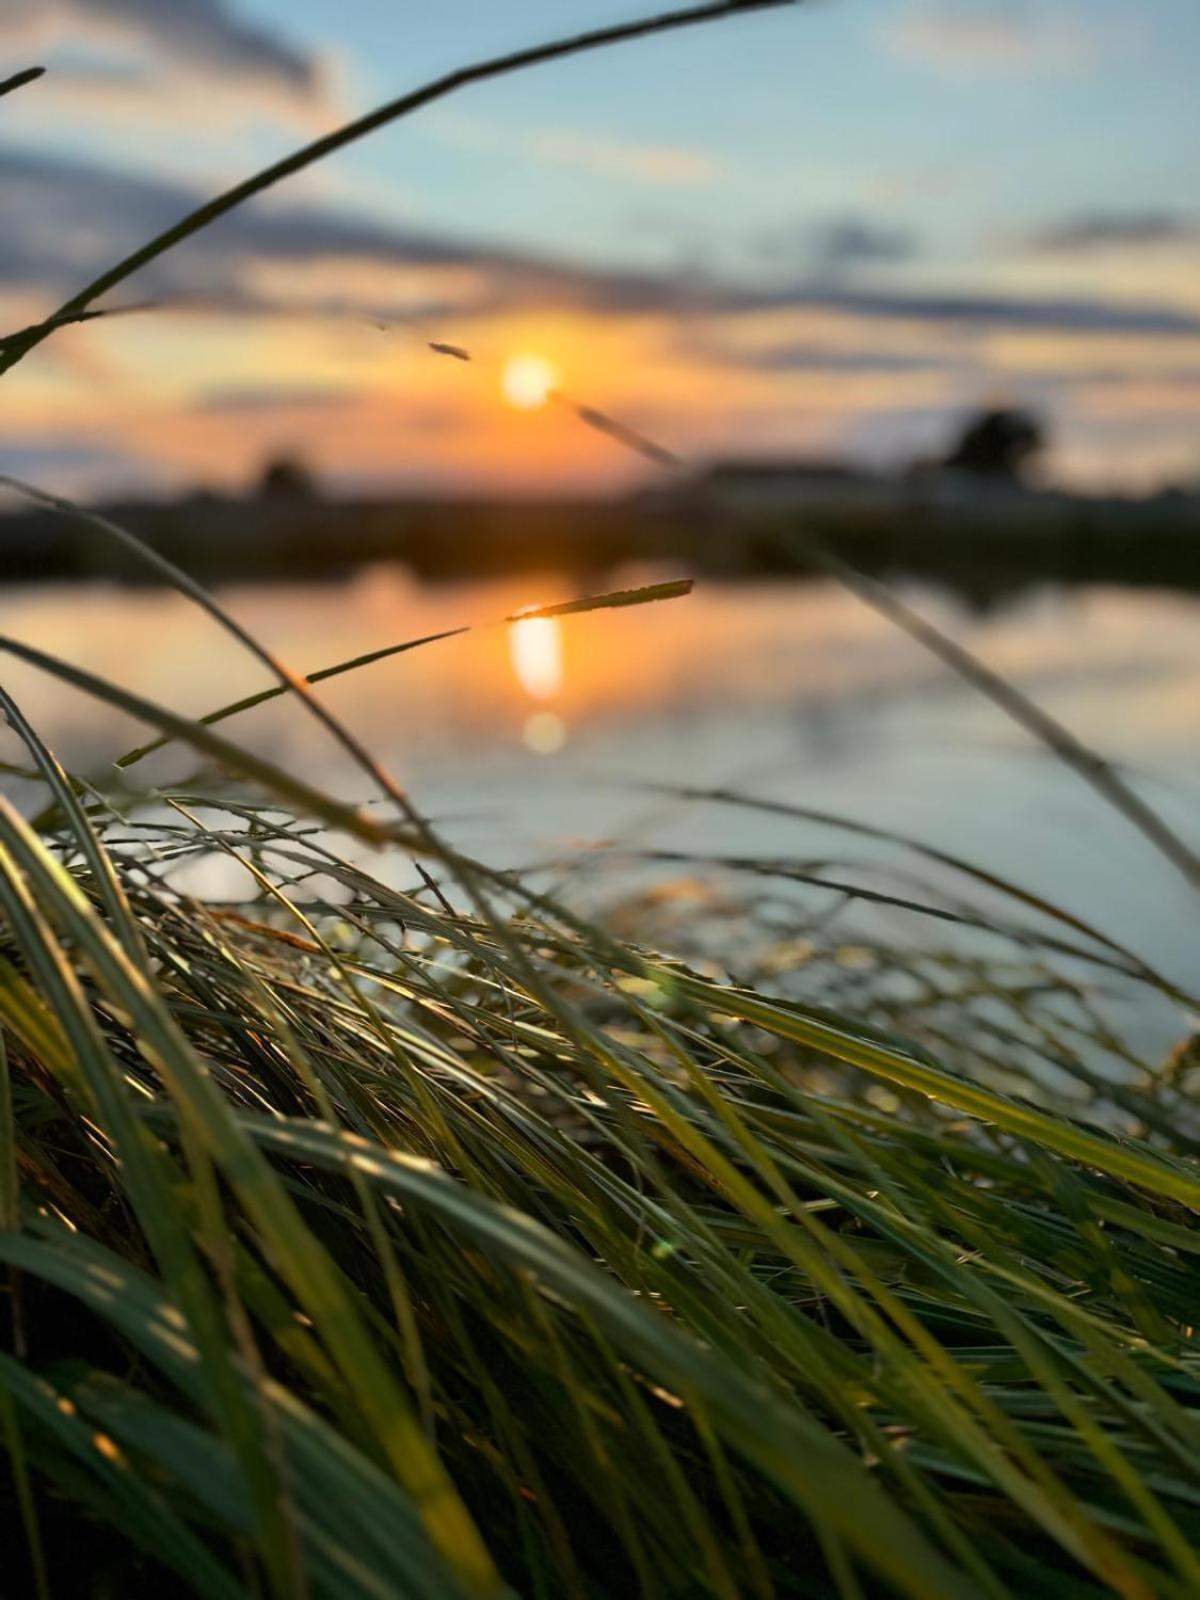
501, 353, 557, 410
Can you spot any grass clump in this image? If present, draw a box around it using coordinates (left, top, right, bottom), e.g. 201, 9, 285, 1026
0, 637, 1198, 1598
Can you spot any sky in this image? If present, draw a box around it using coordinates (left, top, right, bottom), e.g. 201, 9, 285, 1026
2, 0, 1199, 498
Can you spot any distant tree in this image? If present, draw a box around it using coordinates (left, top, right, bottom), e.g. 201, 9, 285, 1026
944, 408, 1045, 483
258, 455, 319, 502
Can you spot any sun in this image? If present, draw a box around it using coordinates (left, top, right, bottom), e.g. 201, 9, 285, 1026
501, 353, 557, 410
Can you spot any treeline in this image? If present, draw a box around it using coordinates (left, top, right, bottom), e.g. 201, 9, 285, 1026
2, 489, 1199, 597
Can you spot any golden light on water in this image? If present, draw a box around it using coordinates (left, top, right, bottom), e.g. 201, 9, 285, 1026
522, 711, 566, 754
509, 613, 566, 752
501, 353, 557, 410
509, 615, 563, 700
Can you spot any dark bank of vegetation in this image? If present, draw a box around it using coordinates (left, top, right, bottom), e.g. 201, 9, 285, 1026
3, 6, 1200, 1598
4, 409, 1200, 599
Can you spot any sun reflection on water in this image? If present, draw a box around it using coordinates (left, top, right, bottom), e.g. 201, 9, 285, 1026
509, 613, 566, 751
509, 615, 563, 700
522, 710, 566, 753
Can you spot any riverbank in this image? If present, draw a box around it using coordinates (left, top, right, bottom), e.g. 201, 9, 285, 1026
3, 480, 1199, 599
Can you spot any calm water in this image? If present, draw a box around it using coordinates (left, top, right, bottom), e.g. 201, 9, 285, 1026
3, 566, 1198, 1013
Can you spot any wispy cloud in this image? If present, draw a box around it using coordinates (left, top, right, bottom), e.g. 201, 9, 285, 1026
1028, 212, 1200, 254
193, 384, 363, 414
705, 341, 947, 375
0, 0, 333, 139
0, 145, 565, 311
0, 434, 168, 495
1, 0, 320, 98
756, 214, 920, 273
6, 145, 1200, 344
720, 285, 1200, 338
434, 116, 725, 188
886, 2, 1097, 73
7, 145, 1200, 348
5, 143, 1200, 498
529, 128, 722, 187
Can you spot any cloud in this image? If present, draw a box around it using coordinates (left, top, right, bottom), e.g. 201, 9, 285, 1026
707, 339, 1200, 404
87, 0, 315, 93
715, 284, 1200, 338
1028, 212, 1200, 254
533, 129, 721, 186
815, 217, 919, 270
434, 116, 724, 188
6, 145, 1200, 355
703, 341, 946, 375
0, 145, 578, 311
14, 63, 331, 139
0, 0, 320, 99
887, 3, 1096, 72
194, 385, 362, 414
192, 386, 463, 441
1066, 365, 1200, 392
0, 144, 718, 328
0, 434, 166, 496
757, 214, 920, 272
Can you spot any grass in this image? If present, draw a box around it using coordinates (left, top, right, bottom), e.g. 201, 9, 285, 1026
1, 566, 1198, 1600
4, 3, 1200, 1595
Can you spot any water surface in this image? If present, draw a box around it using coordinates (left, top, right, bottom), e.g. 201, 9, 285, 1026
3, 568, 1197, 1019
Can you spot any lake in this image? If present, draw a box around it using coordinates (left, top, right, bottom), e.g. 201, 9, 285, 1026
2, 566, 1197, 1041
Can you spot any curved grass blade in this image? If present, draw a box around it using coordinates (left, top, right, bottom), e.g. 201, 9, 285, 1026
0, 634, 391, 846
115, 579, 693, 771
201, 1108, 976, 1600
0, 66, 44, 99
0, 1352, 244, 1600
0, 800, 502, 1596
0, 1228, 474, 1600
0, 475, 419, 822
654, 965, 1200, 1210
631, 781, 1187, 996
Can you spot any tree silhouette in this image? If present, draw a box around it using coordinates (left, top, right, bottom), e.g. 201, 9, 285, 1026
258, 455, 319, 502
944, 407, 1045, 483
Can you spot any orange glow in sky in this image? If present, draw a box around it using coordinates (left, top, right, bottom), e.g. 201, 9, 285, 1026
3, 0, 1199, 502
